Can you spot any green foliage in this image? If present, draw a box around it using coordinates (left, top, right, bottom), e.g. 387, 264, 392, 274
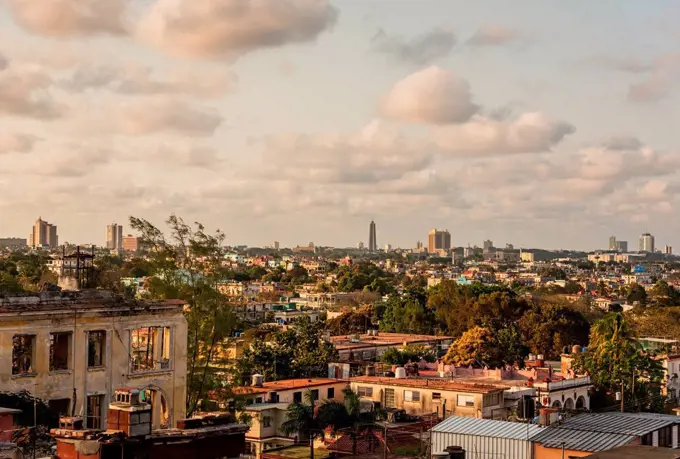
626, 283, 648, 306
572, 313, 664, 412
377, 289, 434, 334
130, 215, 239, 416
649, 280, 680, 307
518, 302, 590, 359
380, 344, 436, 365
234, 316, 337, 384
0, 272, 23, 295
444, 325, 528, 368
281, 266, 310, 285
326, 308, 373, 336
335, 262, 394, 295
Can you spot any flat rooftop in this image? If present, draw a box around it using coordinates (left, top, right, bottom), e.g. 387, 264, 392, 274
0, 290, 184, 313
233, 378, 344, 396
331, 333, 452, 350
350, 376, 506, 394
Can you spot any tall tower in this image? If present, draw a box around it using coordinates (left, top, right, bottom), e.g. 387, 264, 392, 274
106, 223, 124, 250
368, 220, 377, 252
639, 233, 655, 253
30, 217, 58, 248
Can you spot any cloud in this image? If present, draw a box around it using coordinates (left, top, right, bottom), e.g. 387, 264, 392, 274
371, 27, 456, 65
62, 64, 237, 97
381, 66, 478, 124
24, 144, 113, 178
6, 0, 127, 37
148, 143, 221, 168
602, 135, 643, 151
0, 133, 38, 154
261, 119, 434, 185
467, 26, 521, 46
138, 0, 338, 59
0, 64, 64, 119
113, 99, 224, 136
434, 112, 574, 155
627, 53, 680, 102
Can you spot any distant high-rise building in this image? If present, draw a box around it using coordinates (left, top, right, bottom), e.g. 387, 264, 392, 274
483, 240, 494, 252
608, 236, 617, 251
122, 235, 141, 252
428, 229, 451, 253
384, 243, 392, 252
106, 223, 124, 250
357, 241, 364, 250
506, 243, 514, 250
616, 240, 628, 252
0, 238, 27, 248
368, 220, 377, 252
273, 241, 280, 251
639, 233, 655, 253
463, 246, 472, 258
29, 217, 58, 248
665, 245, 673, 255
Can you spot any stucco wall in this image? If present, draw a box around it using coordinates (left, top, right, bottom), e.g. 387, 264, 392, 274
0, 305, 187, 429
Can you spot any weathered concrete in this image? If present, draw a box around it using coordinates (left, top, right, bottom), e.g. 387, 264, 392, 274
0, 291, 187, 430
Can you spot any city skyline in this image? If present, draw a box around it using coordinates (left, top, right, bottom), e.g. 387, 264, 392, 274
2, 1, 680, 249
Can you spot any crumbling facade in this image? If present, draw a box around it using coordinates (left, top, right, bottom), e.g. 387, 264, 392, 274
0, 291, 187, 430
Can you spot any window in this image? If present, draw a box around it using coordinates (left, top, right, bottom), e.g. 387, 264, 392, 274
457, 395, 475, 407
384, 388, 395, 408
49, 399, 71, 417
86, 395, 104, 429
131, 326, 171, 372
483, 392, 502, 406
12, 335, 36, 375
432, 392, 441, 400
293, 392, 302, 403
50, 332, 72, 371
311, 389, 319, 401
88, 331, 106, 367
357, 386, 373, 397
262, 416, 272, 428
404, 390, 420, 402
327, 388, 335, 399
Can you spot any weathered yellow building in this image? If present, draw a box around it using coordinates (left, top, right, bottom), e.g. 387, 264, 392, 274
0, 290, 187, 430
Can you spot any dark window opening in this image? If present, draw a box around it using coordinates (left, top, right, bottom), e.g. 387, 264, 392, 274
311, 389, 319, 401
50, 332, 71, 371
327, 388, 335, 399
88, 331, 106, 367
49, 399, 71, 417
293, 392, 302, 403
12, 335, 35, 375
87, 395, 104, 429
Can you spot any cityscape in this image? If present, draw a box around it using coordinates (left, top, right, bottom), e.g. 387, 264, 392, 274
2, 1, 680, 459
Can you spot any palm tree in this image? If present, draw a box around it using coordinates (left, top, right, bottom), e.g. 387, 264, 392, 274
280, 390, 319, 459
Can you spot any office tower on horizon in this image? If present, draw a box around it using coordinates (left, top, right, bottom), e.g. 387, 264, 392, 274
665, 245, 673, 255
639, 233, 655, 253
106, 223, 124, 250
368, 220, 377, 252
616, 240, 628, 252
609, 236, 617, 251
483, 239, 494, 252
29, 217, 58, 248
428, 229, 451, 253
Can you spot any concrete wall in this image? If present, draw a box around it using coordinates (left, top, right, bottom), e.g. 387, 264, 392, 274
349, 381, 503, 418
0, 304, 187, 430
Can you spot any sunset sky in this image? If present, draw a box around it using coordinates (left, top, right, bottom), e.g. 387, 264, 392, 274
1, 0, 680, 250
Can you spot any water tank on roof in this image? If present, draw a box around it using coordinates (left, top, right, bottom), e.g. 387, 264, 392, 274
537, 354, 544, 360
252, 374, 264, 387
395, 367, 407, 379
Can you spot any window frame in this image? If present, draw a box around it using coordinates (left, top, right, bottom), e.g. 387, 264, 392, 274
404, 390, 420, 402
12, 334, 36, 376
357, 386, 373, 398
457, 394, 475, 407
87, 330, 106, 368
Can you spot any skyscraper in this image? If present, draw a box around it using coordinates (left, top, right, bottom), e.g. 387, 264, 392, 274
368, 220, 377, 252
428, 229, 451, 253
639, 233, 655, 253
609, 236, 617, 251
106, 223, 124, 250
29, 217, 58, 248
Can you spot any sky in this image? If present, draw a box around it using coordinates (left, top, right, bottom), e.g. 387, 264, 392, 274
1, 0, 680, 251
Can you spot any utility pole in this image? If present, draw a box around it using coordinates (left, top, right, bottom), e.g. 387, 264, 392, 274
383, 424, 387, 459
620, 381, 625, 413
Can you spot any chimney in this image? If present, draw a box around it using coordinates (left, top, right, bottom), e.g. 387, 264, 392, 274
107, 388, 152, 437
58, 416, 83, 431
252, 374, 264, 387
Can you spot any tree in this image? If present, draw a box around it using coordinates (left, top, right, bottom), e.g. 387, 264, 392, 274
518, 302, 590, 359
234, 316, 337, 383
378, 289, 434, 334
381, 344, 436, 366
572, 313, 664, 412
649, 280, 679, 307
326, 308, 373, 336
130, 215, 238, 416
626, 283, 647, 306
280, 390, 319, 459
443, 325, 526, 368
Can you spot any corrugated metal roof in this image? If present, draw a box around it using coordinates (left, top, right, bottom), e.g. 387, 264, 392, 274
431, 416, 544, 440
559, 412, 679, 436
531, 427, 635, 452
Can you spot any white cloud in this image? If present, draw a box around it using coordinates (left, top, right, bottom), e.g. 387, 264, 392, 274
623, 53, 680, 102
0, 64, 64, 119
434, 112, 574, 155
381, 66, 478, 124
467, 26, 521, 47
6, 0, 128, 36
371, 27, 456, 65
0, 133, 38, 154
113, 99, 224, 136
138, 0, 338, 59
